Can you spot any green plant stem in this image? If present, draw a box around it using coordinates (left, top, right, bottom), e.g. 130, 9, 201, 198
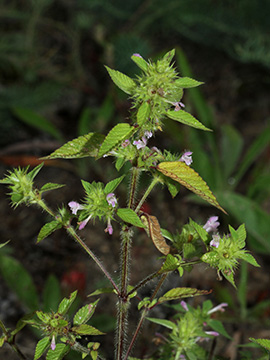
123, 274, 168, 360
135, 177, 160, 213
38, 199, 120, 295
128, 167, 141, 209
116, 226, 133, 360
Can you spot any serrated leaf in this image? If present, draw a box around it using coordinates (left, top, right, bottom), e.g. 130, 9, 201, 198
98, 123, 134, 158
46, 343, 70, 360
34, 336, 51, 360
71, 324, 104, 336
146, 317, 176, 330
189, 218, 208, 243
88, 287, 115, 297
57, 291, 77, 315
40, 183, 65, 193
163, 49, 175, 64
105, 66, 136, 94
238, 252, 260, 267
235, 224, 246, 248
207, 319, 232, 340
104, 175, 125, 194
131, 54, 149, 72
13, 107, 63, 142
158, 254, 179, 274
140, 214, 170, 255
157, 162, 226, 213
42, 133, 105, 160
222, 271, 236, 288
136, 102, 150, 126
37, 221, 62, 243
175, 77, 204, 88
73, 300, 99, 325
117, 208, 145, 228
249, 338, 270, 351
166, 110, 211, 131
158, 287, 210, 304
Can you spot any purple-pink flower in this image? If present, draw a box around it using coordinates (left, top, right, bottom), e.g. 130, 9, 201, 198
203, 216, 220, 233
173, 101, 185, 111
209, 234, 220, 248
133, 53, 142, 58
51, 335, 56, 351
78, 214, 92, 230
104, 219, 113, 235
106, 193, 117, 208
179, 151, 193, 166
133, 131, 153, 150
208, 302, 228, 315
68, 201, 85, 215
180, 300, 189, 312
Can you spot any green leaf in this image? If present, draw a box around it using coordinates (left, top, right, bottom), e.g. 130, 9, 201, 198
37, 221, 62, 243
57, 291, 78, 315
43, 274, 61, 313
207, 319, 232, 340
221, 125, 244, 179
115, 157, 126, 171
166, 178, 181, 198
131, 54, 149, 72
105, 66, 136, 94
166, 110, 211, 131
46, 343, 70, 360
98, 123, 134, 158
163, 49, 175, 64
104, 175, 125, 194
249, 338, 270, 351
117, 208, 145, 228
13, 108, 64, 142
146, 317, 176, 330
40, 183, 65, 193
136, 102, 150, 126
42, 133, 105, 160
216, 191, 270, 253
158, 287, 210, 304
88, 287, 115, 297
157, 254, 179, 274
0, 255, 39, 311
34, 336, 51, 360
157, 162, 226, 213
222, 271, 236, 288
235, 224, 246, 248
189, 218, 208, 243
161, 228, 174, 242
71, 324, 104, 336
0, 241, 10, 249
175, 77, 203, 88
238, 252, 260, 267
11, 312, 36, 336
28, 163, 44, 181
73, 300, 99, 325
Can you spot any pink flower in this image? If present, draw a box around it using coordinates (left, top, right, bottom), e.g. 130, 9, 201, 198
180, 300, 189, 311
179, 151, 193, 166
51, 335, 56, 351
133, 131, 153, 150
106, 193, 117, 208
104, 219, 113, 235
133, 53, 142, 58
203, 216, 220, 233
68, 201, 85, 215
209, 234, 220, 248
208, 302, 228, 315
78, 214, 92, 230
172, 101, 185, 111
122, 139, 130, 148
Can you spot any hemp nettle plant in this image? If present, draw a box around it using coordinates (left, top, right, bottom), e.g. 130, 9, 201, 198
0, 50, 260, 360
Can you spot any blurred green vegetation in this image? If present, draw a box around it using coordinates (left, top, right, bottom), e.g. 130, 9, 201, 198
0, 0, 269, 254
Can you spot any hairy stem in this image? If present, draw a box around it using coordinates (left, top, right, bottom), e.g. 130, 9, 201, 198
116, 226, 133, 360
124, 274, 168, 360
135, 177, 160, 213
128, 167, 141, 209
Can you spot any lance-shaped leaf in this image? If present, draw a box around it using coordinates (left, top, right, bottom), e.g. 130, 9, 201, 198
104, 175, 125, 194
105, 66, 136, 94
140, 214, 170, 255
157, 162, 226, 213
189, 218, 208, 243
46, 343, 70, 360
166, 110, 211, 131
175, 77, 204, 88
42, 133, 105, 160
40, 183, 65, 194
146, 317, 176, 330
88, 287, 115, 297
73, 300, 99, 326
137, 102, 150, 126
131, 54, 149, 72
37, 221, 62, 243
71, 324, 104, 336
58, 290, 77, 315
207, 319, 232, 340
98, 123, 134, 158
158, 287, 210, 304
34, 336, 51, 360
117, 208, 145, 228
